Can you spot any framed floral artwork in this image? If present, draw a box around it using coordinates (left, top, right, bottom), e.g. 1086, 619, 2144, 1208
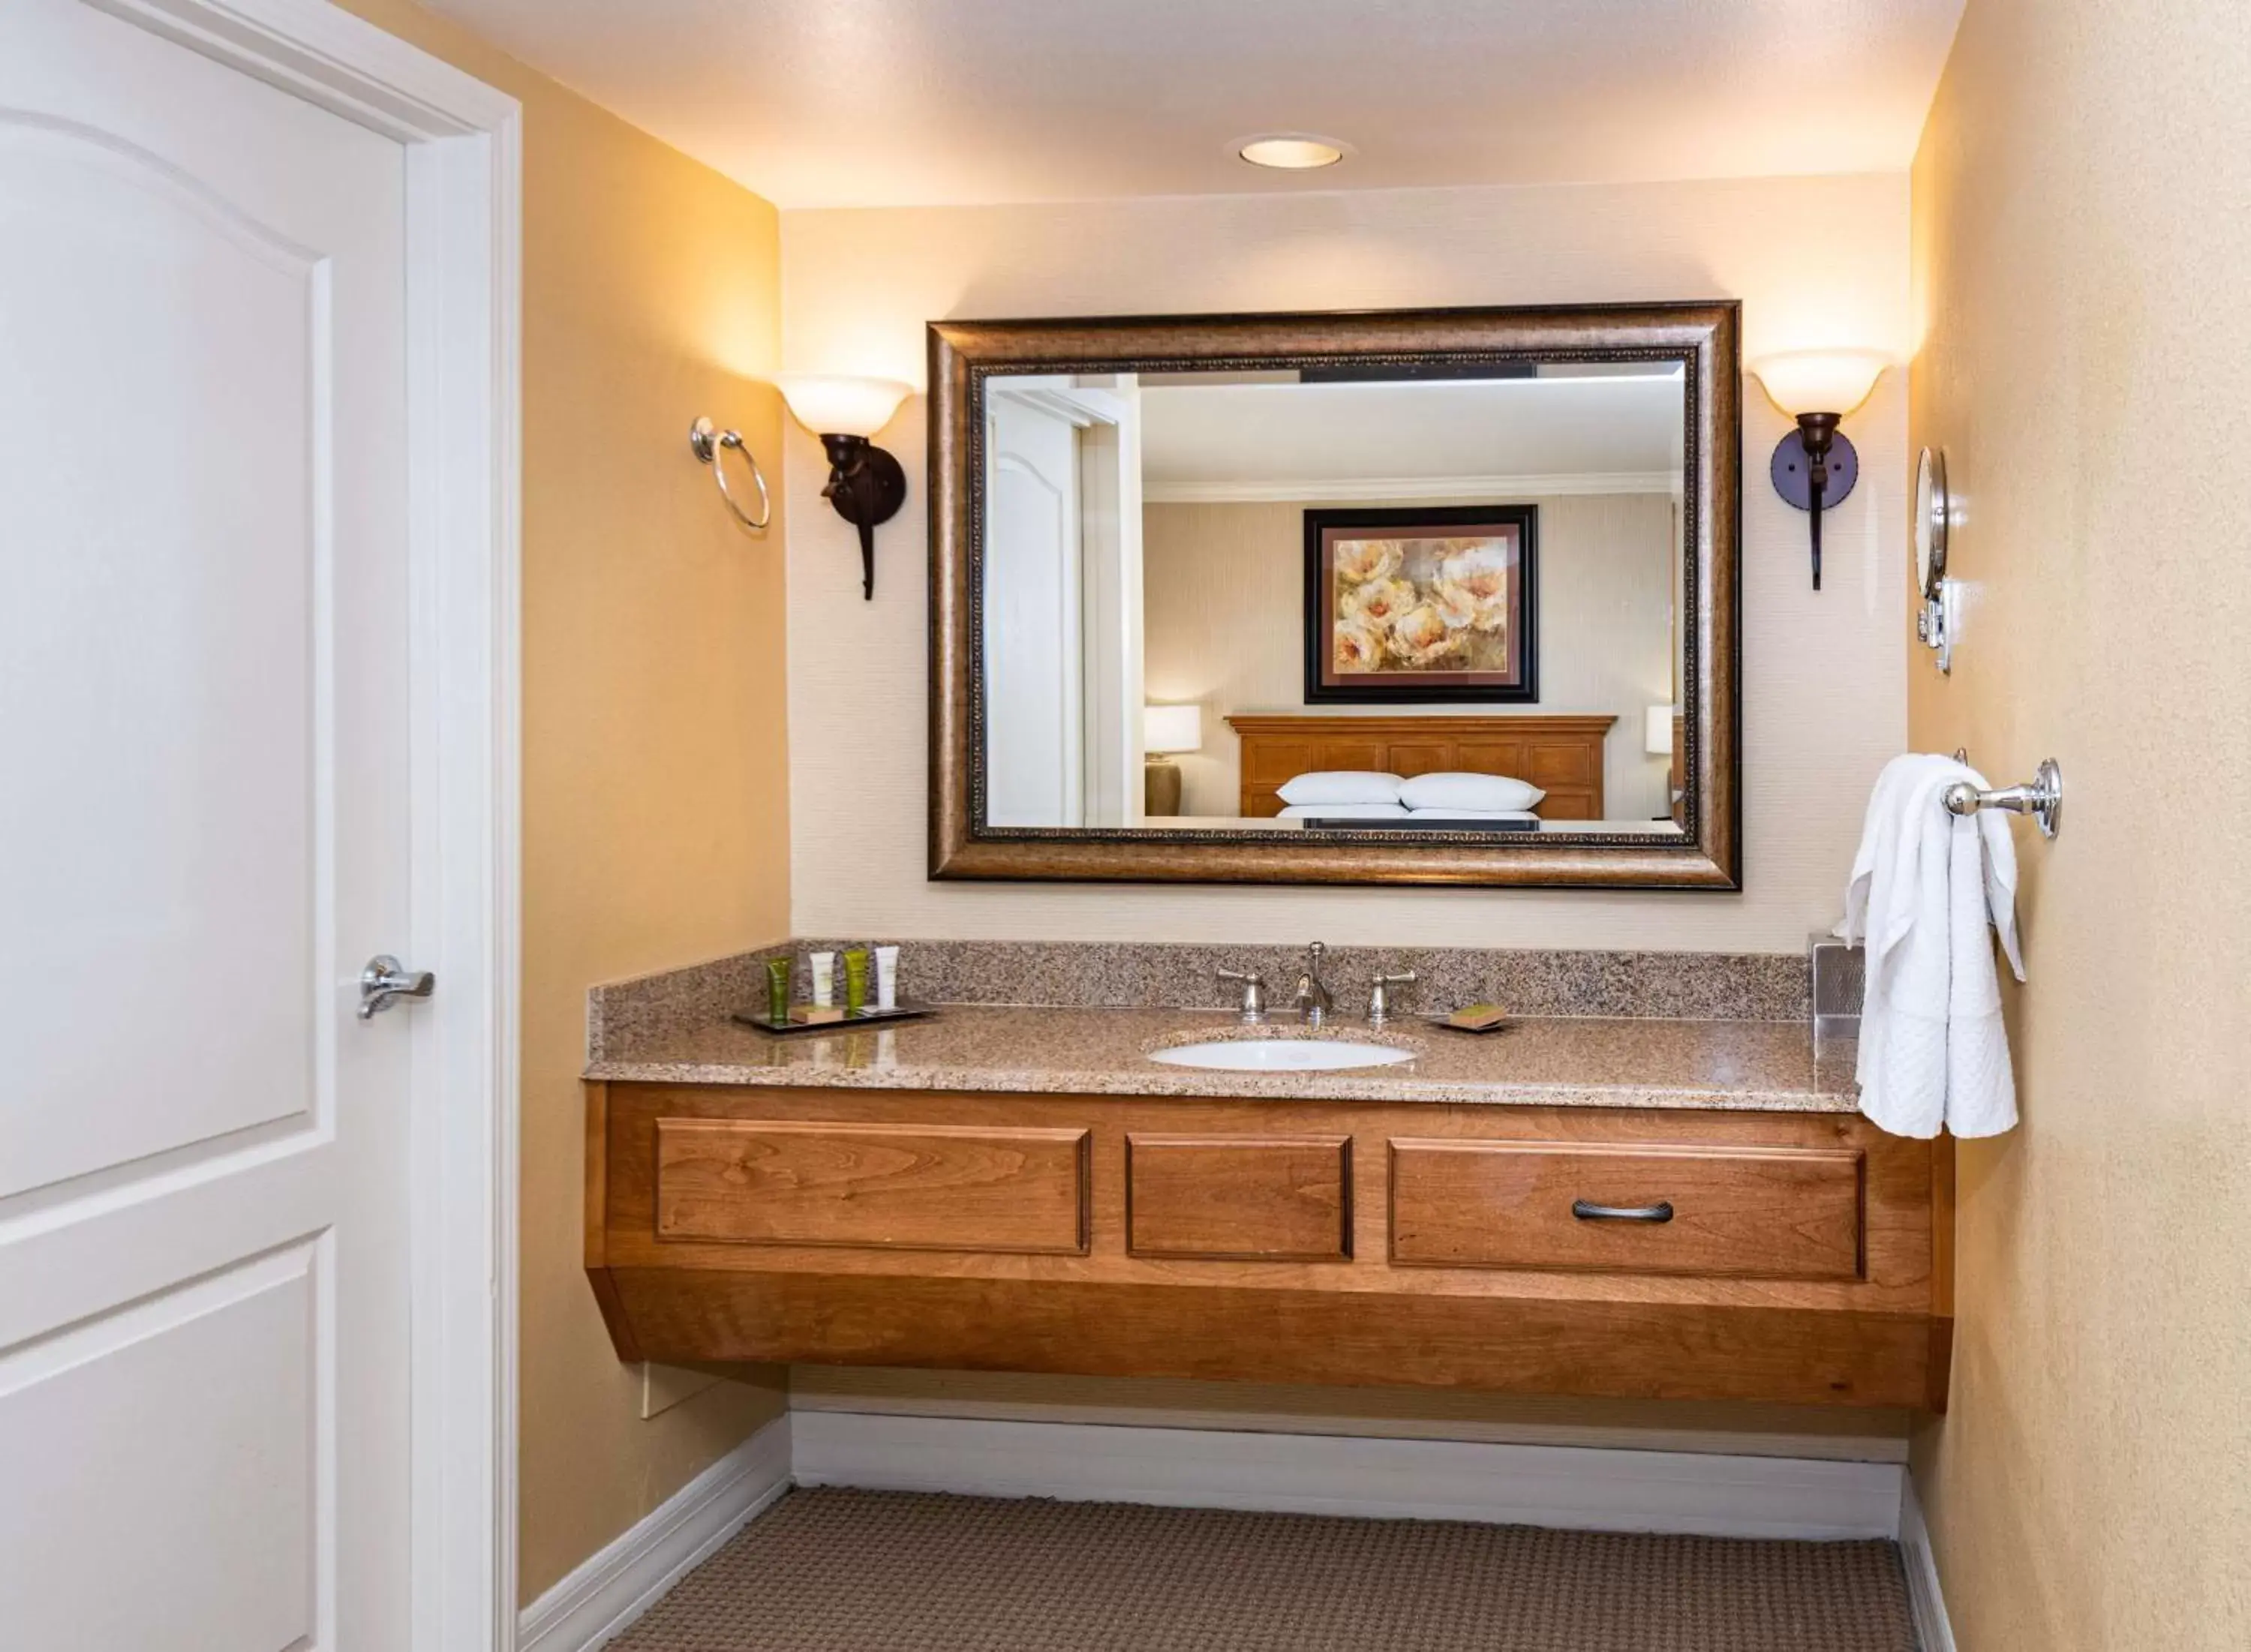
1303, 505, 1538, 703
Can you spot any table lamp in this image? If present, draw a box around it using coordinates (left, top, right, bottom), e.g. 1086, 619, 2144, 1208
1143, 704, 1203, 817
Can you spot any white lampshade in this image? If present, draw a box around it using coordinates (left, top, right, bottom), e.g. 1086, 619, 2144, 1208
773, 374, 912, 438
1645, 704, 1679, 758
1748, 350, 1891, 418
1144, 704, 1203, 755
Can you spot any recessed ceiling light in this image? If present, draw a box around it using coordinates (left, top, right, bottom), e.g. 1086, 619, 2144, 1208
1237, 134, 1348, 170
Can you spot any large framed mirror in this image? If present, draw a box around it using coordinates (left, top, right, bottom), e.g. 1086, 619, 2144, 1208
929, 303, 1740, 888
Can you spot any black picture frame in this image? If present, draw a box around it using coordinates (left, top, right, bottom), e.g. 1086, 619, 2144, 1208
1302, 503, 1540, 704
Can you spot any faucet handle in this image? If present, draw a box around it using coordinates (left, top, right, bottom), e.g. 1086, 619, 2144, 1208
1216, 967, 1267, 1023
1367, 968, 1419, 1026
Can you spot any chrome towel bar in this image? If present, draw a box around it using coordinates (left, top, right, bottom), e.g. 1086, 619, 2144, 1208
1943, 755, 2063, 840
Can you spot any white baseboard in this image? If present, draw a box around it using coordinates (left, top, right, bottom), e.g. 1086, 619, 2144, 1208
786, 1369, 1910, 1464
518, 1414, 792, 1652
791, 1410, 1904, 1542
1897, 1473, 1957, 1652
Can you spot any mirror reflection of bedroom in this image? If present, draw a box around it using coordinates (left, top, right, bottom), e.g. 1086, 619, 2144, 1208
981, 362, 1690, 835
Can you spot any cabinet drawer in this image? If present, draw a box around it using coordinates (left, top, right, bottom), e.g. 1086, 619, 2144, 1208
655, 1119, 1089, 1254
1127, 1134, 1351, 1261
1389, 1140, 1863, 1281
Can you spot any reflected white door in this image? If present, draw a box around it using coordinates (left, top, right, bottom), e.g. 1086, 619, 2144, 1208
1067, 386, 1144, 828
0, 0, 415, 1645
984, 392, 1086, 827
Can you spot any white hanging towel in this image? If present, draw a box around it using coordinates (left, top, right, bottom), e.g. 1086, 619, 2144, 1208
1841, 754, 2026, 1138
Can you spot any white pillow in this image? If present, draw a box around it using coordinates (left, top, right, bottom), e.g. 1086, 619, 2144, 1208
1277, 802, 1409, 820
1403, 807, 1538, 820
1397, 771, 1546, 812
1275, 770, 1404, 806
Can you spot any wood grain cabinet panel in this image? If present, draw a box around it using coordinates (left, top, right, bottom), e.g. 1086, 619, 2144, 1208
654, 1119, 1089, 1254
1390, 1140, 1864, 1281
1126, 1134, 1351, 1261
589, 1086, 1948, 1410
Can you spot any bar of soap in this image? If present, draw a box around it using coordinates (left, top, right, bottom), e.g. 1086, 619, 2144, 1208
787, 1004, 846, 1025
1444, 1003, 1512, 1031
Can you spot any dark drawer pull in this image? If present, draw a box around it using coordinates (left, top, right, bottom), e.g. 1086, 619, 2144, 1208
1571, 1198, 1674, 1223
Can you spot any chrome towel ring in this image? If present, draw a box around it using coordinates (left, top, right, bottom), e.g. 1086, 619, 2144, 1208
688, 416, 771, 532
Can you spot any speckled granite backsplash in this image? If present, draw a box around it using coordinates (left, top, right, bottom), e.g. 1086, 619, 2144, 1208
590, 940, 1811, 1060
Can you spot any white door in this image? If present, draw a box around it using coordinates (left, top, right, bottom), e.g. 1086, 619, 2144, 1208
984, 390, 1086, 826
1, 1, 418, 1645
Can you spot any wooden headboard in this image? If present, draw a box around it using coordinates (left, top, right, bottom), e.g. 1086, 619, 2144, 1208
1225, 714, 1618, 820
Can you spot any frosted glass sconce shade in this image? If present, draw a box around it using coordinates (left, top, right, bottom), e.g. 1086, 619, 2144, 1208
774, 374, 912, 438
1748, 350, 1889, 419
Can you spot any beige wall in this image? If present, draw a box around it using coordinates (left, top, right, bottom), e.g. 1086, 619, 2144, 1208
1144, 494, 1676, 820
338, 0, 792, 1605
782, 174, 1910, 951
1907, 2, 2251, 1647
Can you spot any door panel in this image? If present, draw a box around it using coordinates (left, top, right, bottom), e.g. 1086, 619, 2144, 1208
0, 1245, 320, 1649
0, 0, 416, 1641
0, 119, 326, 1199
984, 392, 1084, 826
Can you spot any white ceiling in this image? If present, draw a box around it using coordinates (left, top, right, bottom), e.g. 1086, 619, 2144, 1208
1135, 374, 1684, 500
423, 0, 1965, 209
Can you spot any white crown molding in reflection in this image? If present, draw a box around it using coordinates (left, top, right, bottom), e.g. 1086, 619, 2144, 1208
1143, 470, 1679, 505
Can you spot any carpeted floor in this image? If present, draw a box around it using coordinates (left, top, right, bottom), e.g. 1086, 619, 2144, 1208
610, 1488, 1919, 1651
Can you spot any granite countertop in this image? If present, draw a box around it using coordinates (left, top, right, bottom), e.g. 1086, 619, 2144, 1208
586, 1005, 1858, 1113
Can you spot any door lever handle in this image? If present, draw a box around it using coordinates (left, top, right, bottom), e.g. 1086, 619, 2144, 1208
359, 954, 435, 1020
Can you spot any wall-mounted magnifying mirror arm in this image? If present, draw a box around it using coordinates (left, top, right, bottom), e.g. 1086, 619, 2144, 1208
1916, 584, 1958, 674
819, 433, 908, 600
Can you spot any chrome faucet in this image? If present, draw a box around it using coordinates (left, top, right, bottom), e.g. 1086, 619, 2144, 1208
1366, 967, 1419, 1027
1215, 967, 1268, 1024
1293, 942, 1334, 1027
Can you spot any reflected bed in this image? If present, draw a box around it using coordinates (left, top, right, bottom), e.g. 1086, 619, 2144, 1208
1225, 713, 1616, 821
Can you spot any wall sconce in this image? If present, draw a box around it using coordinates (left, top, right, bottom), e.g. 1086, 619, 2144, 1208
1142, 704, 1203, 818
1748, 350, 1890, 591
774, 374, 913, 600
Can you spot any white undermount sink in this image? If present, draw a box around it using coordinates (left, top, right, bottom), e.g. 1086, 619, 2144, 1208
1147, 1038, 1414, 1073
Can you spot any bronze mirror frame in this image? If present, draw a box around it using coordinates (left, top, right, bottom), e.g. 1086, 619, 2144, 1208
928, 302, 1741, 889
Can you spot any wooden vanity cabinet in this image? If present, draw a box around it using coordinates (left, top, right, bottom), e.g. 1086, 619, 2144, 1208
587, 1083, 1954, 1411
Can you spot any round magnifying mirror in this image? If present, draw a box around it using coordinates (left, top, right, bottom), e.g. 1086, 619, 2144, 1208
1913, 447, 1949, 598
